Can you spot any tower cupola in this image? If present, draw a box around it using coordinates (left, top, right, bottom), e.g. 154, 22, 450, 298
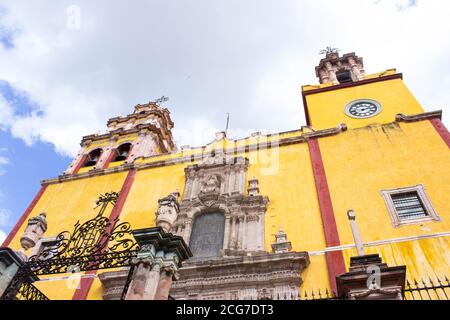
315, 47, 366, 85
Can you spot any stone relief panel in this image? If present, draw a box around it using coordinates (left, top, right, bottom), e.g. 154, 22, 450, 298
171, 153, 269, 256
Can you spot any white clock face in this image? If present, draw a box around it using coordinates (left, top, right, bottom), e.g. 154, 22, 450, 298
344, 99, 382, 119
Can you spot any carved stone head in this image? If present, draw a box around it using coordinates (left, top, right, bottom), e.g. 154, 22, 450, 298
156, 192, 180, 233
200, 175, 221, 194
20, 212, 48, 251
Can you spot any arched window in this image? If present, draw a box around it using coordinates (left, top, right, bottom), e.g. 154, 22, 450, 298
83, 148, 103, 167
189, 212, 225, 260
113, 143, 132, 162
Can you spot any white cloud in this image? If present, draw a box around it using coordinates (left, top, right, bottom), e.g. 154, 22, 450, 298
0, 207, 10, 227
0, 0, 448, 157
0, 144, 9, 176
0, 156, 8, 176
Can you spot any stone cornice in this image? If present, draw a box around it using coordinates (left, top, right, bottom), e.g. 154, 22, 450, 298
107, 108, 174, 129
81, 123, 163, 146
41, 111, 440, 185
395, 110, 442, 122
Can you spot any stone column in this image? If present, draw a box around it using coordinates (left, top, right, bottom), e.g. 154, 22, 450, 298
154, 267, 175, 300
242, 216, 247, 250
238, 216, 245, 249
325, 61, 338, 84
126, 261, 161, 300
223, 215, 231, 250
229, 216, 237, 248
183, 218, 193, 244
124, 227, 192, 300
95, 140, 115, 170
257, 215, 264, 250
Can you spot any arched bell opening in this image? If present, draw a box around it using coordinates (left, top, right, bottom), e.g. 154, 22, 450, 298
83, 148, 103, 167
113, 143, 132, 162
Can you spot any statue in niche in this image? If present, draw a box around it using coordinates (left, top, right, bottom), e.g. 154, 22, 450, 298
200, 175, 221, 194
155, 192, 180, 233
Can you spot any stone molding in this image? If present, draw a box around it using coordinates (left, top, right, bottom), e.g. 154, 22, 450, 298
395, 110, 442, 122
98, 251, 310, 300
41, 123, 348, 185
171, 251, 309, 300
43, 109, 441, 184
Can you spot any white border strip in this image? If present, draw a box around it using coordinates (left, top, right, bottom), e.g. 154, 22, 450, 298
38, 274, 98, 282
309, 231, 450, 256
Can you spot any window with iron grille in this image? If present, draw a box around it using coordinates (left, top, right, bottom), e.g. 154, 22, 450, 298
381, 185, 441, 227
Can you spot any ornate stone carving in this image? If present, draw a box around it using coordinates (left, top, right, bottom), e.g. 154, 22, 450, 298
175, 153, 269, 254
155, 192, 180, 233
170, 251, 310, 300
247, 177, 260, 196
19, 213, 48, 259
336, 254, 406, 300
271, 227, 292, 254
200, 175, 221, 194
315, 51, 366, 84
117, 227, 191, 300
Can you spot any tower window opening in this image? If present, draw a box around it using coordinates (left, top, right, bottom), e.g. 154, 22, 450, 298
336, 69, 352, 83
113, 143, 132, 162
84, 148, 103, 167
381, 185, 441, 227
391, 191, 427, 221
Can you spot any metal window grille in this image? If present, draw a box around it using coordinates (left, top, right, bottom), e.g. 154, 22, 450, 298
391, 191, 428, 221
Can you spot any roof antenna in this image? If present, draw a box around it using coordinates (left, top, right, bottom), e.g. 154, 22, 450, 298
225, 112, 230, 136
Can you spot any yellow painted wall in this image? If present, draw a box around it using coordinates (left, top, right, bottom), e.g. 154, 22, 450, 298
83, 139, 331, 299
8, 172, 128, 299
319, 120, 450, 280
304, 77, 424, 130
8, 70, 450, 299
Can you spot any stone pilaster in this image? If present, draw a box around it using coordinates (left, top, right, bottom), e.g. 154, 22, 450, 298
123, 227, 191, 300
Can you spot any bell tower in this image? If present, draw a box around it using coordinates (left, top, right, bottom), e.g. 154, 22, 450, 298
64, 101, 176, 175
302, 48, 425, 130
315, 47, 366, 85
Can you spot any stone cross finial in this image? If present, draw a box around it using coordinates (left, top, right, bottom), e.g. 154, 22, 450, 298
347, 210, 365, 256
319, 46, 340, 56
271, 226, 292, 253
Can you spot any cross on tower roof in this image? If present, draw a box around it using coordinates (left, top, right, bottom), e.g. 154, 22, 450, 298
154, 95, 169, 106
319, 46, 340, 56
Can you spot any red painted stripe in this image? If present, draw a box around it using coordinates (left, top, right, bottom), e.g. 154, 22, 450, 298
307, 138, 346, 293
430, 118, 450, 149
72, 154, 87, 175
71, 168, 137, 300
102, 149, 117, 169
2, 184, 48, 247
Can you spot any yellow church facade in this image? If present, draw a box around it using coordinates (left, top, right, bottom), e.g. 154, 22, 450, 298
1, 50, 449, 300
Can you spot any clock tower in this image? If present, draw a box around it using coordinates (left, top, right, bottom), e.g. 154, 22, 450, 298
302, 49, 425, 130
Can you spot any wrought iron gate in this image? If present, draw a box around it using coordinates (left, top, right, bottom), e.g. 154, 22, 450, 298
0, 192, 140, 300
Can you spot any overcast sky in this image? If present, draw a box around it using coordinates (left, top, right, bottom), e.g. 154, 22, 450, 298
0, 0, 449, 242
